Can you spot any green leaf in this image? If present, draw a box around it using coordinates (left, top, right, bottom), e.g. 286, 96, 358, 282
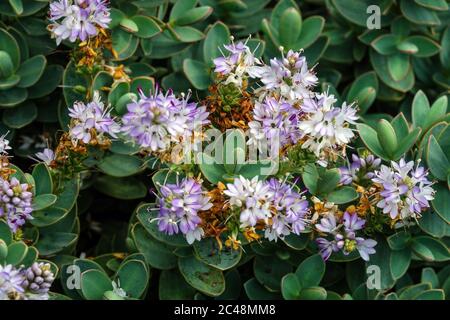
421, 267, 439, 288
387, 231, 411, 250
371, 34, 399, 55
31, 207, 67, 227
406, 36, 440, 57
295, 254, 325, 288
159, 269, 196, 300
171, 26, 204, 43
387, 53, 410, 82
0, 86, 28, 107
32, 163, 53, 195
170, 0, 197, 20
244, 278, 281, 300
392, 127, 421, 160
6, 241, 28, 265
279, 8, 302, 49
298, 286, 327, 300
400, 0, 441, 26
0, 28, 20, 70
116, 259, 149, 298
365, 237, 395, 290
414, 289, 445, 300
81, 270, 113, 300
302, 36, 329, 65
32, 194, 57, 211
281, 273, 301, 300
432, 183, 450, 223
98, 154, 143, 178
131, 16, 162, 38
254, 255, 292, 291
8, 0, 23, 15
0, 74, 20, 90
193, 238, 242, 271
294, 16, 325, 49
440, 27, 450, 67
0, 221, 12, 245
390, 249, 411, 280
346, 71, 378, 114
399, 283, 431, 299
427, 135, 449, 181
172, 6, 212, 25
132, 223, 177, 270
94, 176, 147, 200
179, 255, 225, 297
327, 186, 358, 204
35, 232, 78, 256
377, 119, 398, 156
28, 65, 64, 99
0, 51, 14, 78
203, 22, 230, 66
16, 55, 46, 88
198, 153, 227, 185
183, 59, 210, 90
396, 41, 418, 54
370, 49, 414, 93
357, 123, 387, 159
411, 236, 450, 262
2, 101, 37, 128
415, 0, 448, 11
301, 163, 318, 194
332, 0, 392, 27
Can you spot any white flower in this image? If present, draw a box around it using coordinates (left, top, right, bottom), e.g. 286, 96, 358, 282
224, 176, 273, 227
0, 133, 11, 154
299, 92, 358, 161
35, 148, 56, 165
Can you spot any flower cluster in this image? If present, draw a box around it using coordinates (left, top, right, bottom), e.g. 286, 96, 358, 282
299, 92, 358, 163
213, 39, 262, 87
257, 49, 318, 103
247, 97, 301, 151
122, 88, 209, 155
339, 154, 381, 186
372, 158, 435, 221
68, 91, 120, 145
0, 262, 55, 300
156, 177, 212, 244
224, 176, 310, 242
48, 0, 111, 45
315, 212, 377, 261
0, 176, 33, 233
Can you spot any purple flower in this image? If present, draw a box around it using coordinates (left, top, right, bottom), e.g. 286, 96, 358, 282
372, 158, 435, 220
68, 91, 120, 145
264, 178, 309, 241
316, 238, 339, 261
257, 50, 318, 102
0, 264, 25, 300
355, 238, 377, 261
35, 148, 55, 165
49, 0, 111, 45
339, 154, 381, 185
315, 214, 337, 234
213, 40, 262, 87
314, 212, 376, 261
224, 176, 273, 228
247, 97, 302, 151
343, 211, 365, 233
299, 92, 358, 163
0, 177, 33, 233
121, 88, 209, 154
157, 177, 211, 244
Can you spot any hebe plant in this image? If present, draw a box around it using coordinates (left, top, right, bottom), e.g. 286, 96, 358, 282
0, 0, 449, 301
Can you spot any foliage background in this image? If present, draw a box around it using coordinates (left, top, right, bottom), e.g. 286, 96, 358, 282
0, 0, 449, 300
